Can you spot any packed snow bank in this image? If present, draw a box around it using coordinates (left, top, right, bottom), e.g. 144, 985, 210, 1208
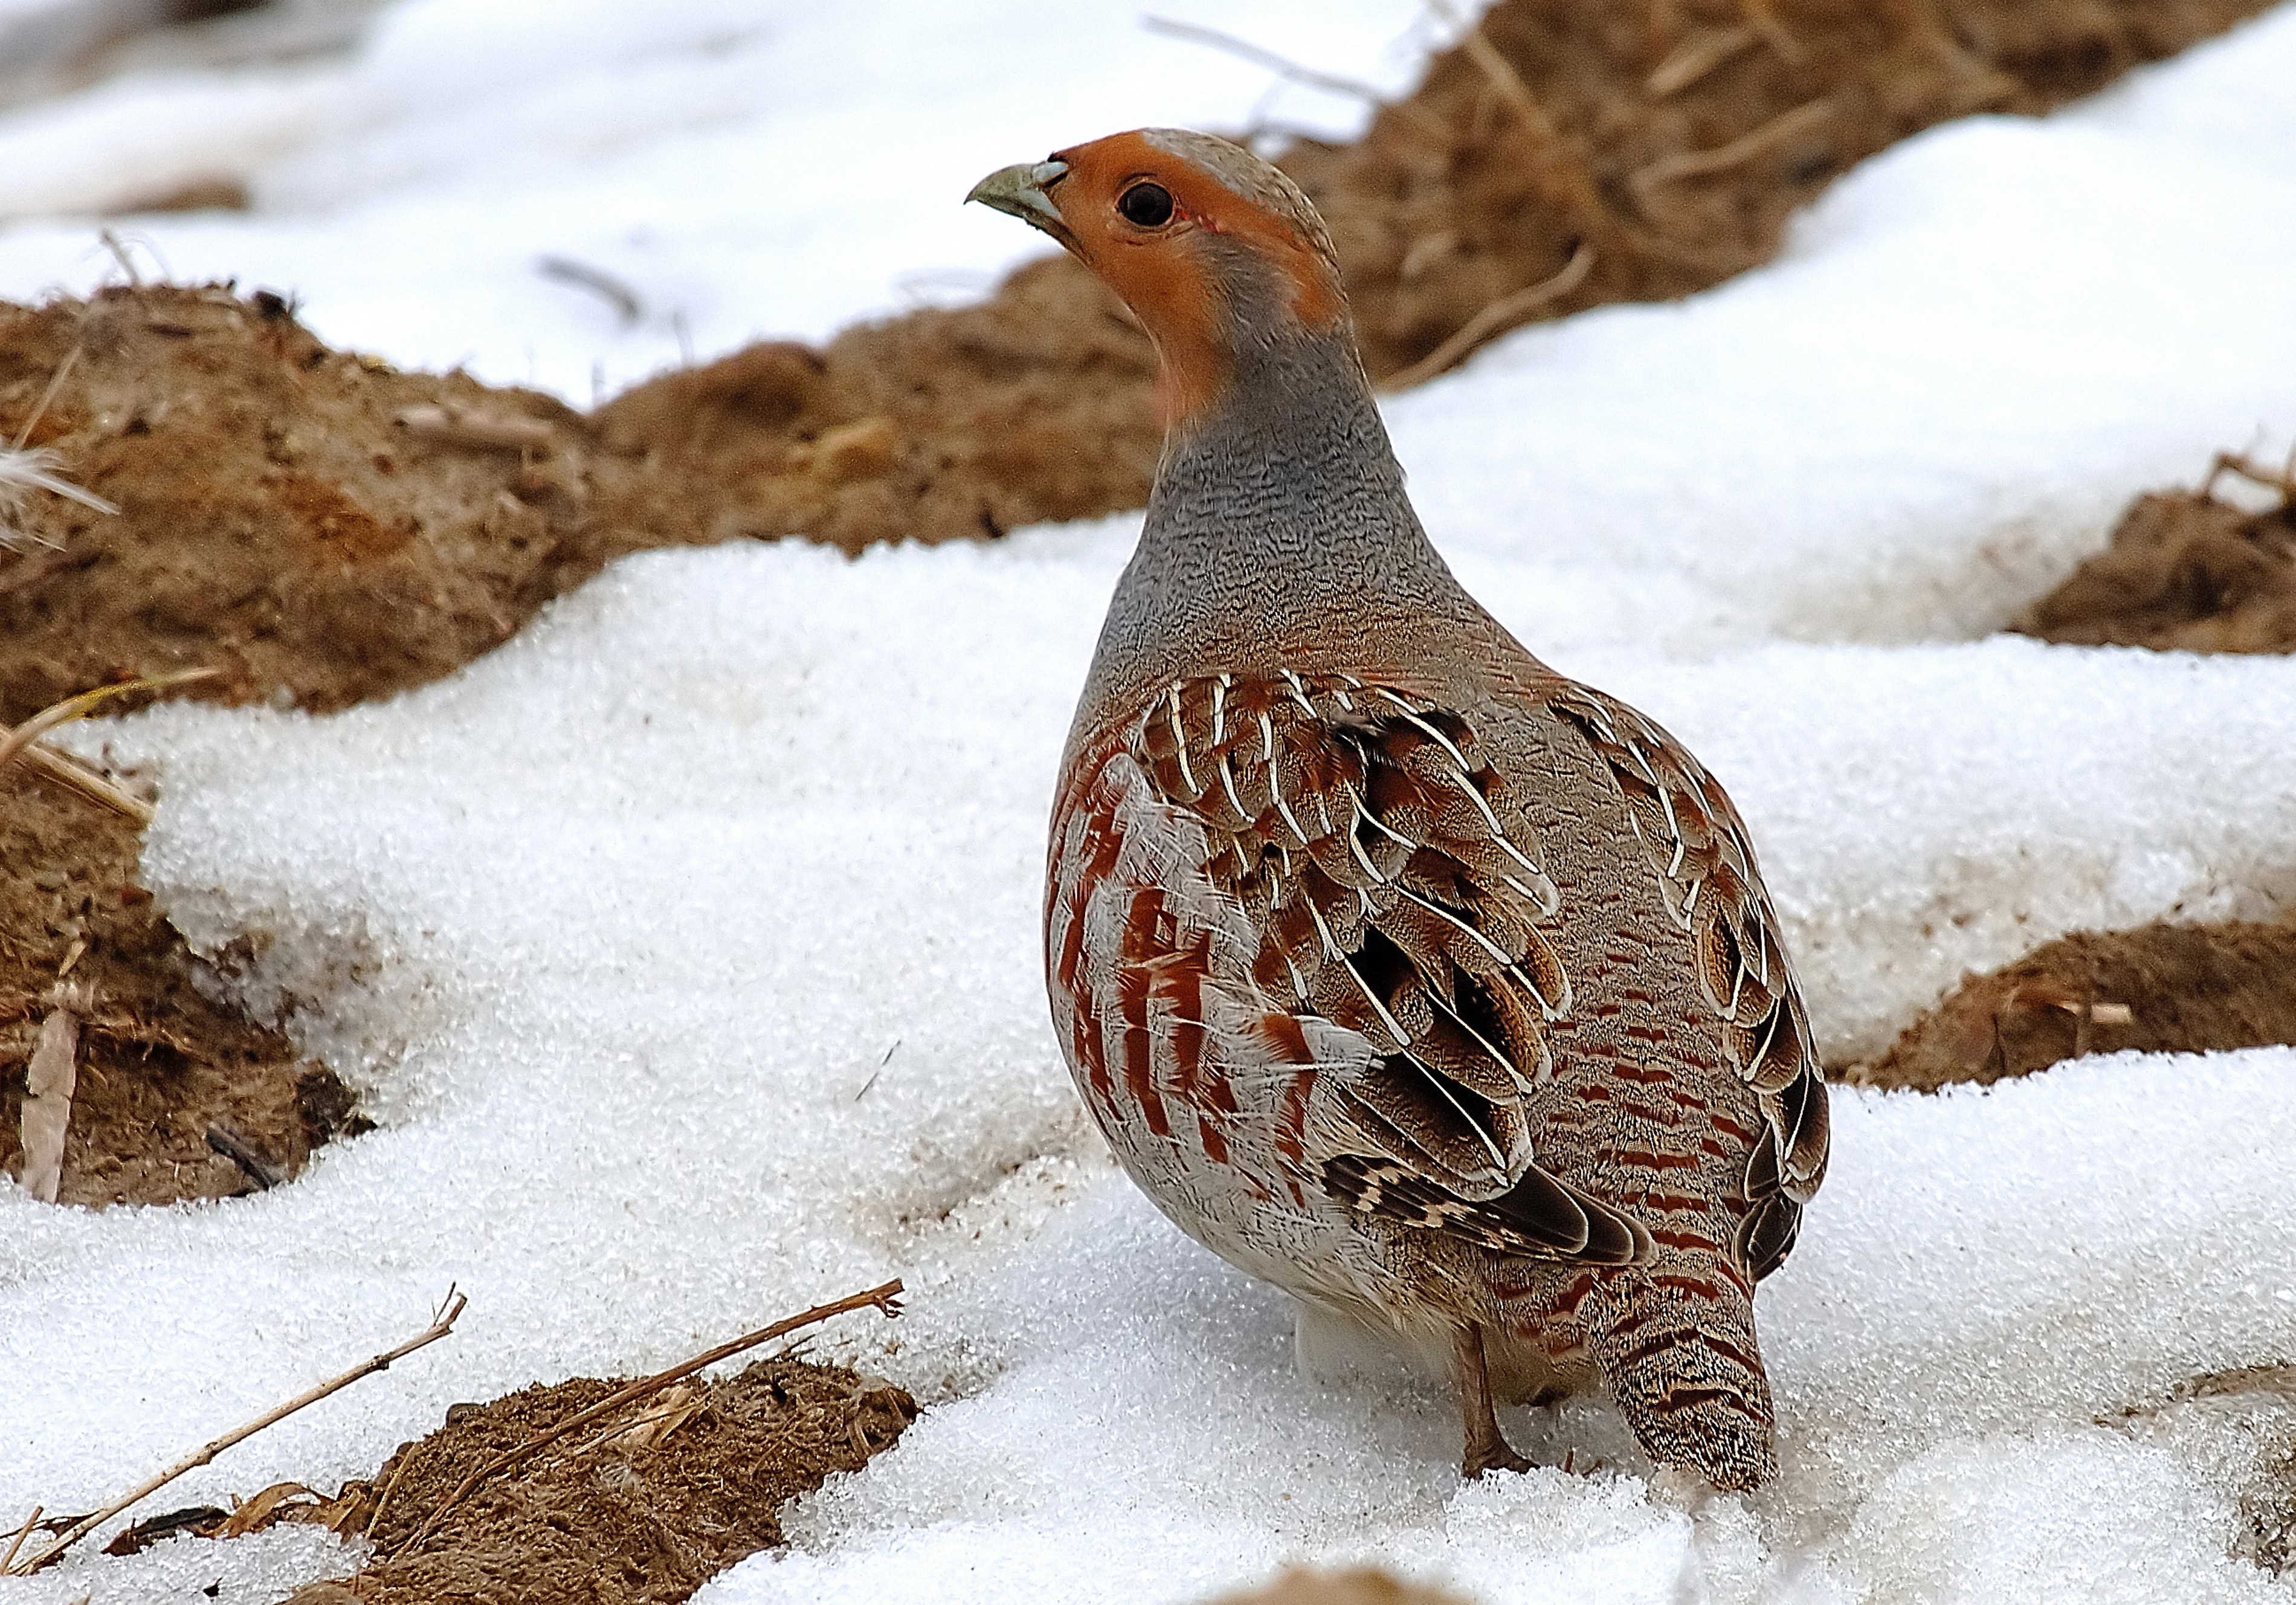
2, 3, 2295, 1604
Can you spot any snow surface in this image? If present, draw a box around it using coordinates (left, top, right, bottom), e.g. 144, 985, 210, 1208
4, 2, 2296, 1603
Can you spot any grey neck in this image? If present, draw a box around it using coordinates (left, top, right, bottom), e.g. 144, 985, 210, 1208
1075, 328, 1485, 731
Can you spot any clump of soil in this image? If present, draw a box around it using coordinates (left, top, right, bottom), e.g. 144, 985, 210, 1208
1209, 1568, 1481, 1605
1850, 919, 2296, 1092
2015, 455, 2296, 653
0, 283, 634, 725
589, 258, 1164, 556
265, 1359, 914, 1605
0, 759, 366, 1206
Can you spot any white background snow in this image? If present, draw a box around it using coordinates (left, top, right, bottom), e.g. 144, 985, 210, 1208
2, 1, 2296, 1602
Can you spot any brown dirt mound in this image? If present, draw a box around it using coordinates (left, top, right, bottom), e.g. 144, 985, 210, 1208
2015, 455, 2296, 652
1849, 918, 2296, 1092
254, 1359, 915, 1605
0, 283, 646, 726
2, 757, 365, 1206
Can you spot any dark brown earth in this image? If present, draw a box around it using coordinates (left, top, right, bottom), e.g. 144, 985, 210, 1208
1850, 919, 2296, 1092
239, 1360, 914, 1605
1, 755, 364, 1206
0, 285, 635, 725
81, 1357, 915, 1603
2016, 455, 2296, 653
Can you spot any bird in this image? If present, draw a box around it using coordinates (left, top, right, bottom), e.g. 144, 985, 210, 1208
969, 129, 1828, 1491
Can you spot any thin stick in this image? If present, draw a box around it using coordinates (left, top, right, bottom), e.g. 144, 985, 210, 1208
0, 1508, 39, 1574
1645, 24, 1756, 98
10, 346, 82, 453
1378, 242, 1596, 391
1734, 0, 1807, 65
13, 742, 153, 825
1143, 16, 1393, 105
1428, 0, 1559, 146
395, 1279, 903, 1559
535, 256, 643, 326
7, 1291, 467, 1577
363, 1447, 414, 1542
1631, 98, 1833, 193
2203, 450, 2296, 504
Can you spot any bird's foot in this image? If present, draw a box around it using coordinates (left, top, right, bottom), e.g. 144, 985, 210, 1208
1461, 1432, 1533, 1480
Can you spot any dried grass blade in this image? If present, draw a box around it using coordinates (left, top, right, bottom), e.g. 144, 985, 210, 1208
1378, 242, 1596, 391
0, 668, 219, 777
5, 1291, 466, 1575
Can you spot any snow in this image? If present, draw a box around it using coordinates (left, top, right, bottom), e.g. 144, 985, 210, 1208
4, 1, 2296, 1603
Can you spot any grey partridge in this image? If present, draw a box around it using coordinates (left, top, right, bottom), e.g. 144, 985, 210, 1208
970, 129, 1828, 1491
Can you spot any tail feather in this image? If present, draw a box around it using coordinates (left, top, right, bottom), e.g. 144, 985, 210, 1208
1586, 1273, 1778, 1491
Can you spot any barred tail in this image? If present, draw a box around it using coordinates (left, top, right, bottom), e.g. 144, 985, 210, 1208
1586, 1269, 1778, 1491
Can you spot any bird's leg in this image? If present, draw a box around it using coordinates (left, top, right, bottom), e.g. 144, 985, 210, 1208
1453, 1322, 1532, 1479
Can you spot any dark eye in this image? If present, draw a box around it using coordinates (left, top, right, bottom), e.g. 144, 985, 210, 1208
1117, 182, 1174, 228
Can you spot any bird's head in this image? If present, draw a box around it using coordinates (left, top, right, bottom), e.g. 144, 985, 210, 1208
969, 128, 1350, 430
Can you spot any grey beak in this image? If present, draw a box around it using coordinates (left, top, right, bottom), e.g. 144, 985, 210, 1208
967, 160, 1070, 233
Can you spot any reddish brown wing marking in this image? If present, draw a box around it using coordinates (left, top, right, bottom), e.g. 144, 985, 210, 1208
1134, 671, 1648, 1267
1046, 755, 1130, 1120
1550, 690, 1828, 1280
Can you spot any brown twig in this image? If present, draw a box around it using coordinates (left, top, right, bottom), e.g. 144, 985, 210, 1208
1734, 0, 1807, 65
393, 403, 556, 453
1140, 14, 1445, 141
1378, 241, 1596, 391
1428, 0, 1560, 145
96, 229, 147, 289
1646, 25, 1756, 98
6, 1290, 468, 1576
535, 256, 643, 326
0, 1508, 40, 1574
393, 1279, 904, 1560
363, 1448, 414, 1542
10, 742, 154, 825
1631, 98, 1834, 193
1143, 16, 1393, 107
0, 668, 218, 824
2202, 450, 2296, 505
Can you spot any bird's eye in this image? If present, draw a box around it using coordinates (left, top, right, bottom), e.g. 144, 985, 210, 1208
1117, 182, 1175, 228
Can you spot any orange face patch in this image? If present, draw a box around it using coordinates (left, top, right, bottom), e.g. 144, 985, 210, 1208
1040, 131, 1347, 428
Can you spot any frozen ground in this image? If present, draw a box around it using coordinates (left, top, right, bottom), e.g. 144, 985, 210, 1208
4, 1, 2296, 1603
